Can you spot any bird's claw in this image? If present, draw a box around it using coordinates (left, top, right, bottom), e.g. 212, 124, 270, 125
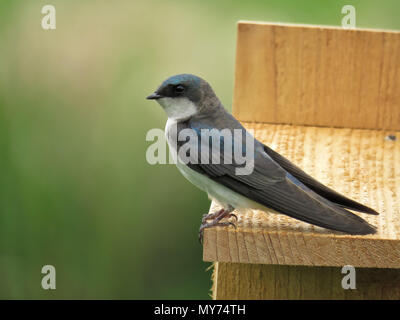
198, 207, 236, 244
198, 229, 204, 244
229, 213, 238, 221
201, 214, 210, 224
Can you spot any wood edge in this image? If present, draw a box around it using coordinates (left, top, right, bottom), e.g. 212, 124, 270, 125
210, 261, 218, 300
237, 20, 400, 34
232, 22, 242, 119
238, 119, 400, 131
203, 226, 400, 269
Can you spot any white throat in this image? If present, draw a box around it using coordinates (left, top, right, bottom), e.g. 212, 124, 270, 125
158, 97, 198, 121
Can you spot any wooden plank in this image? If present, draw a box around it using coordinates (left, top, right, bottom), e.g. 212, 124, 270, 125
233, 22, 400, 130
203, 122, 400, 268
212, 262, 400, 299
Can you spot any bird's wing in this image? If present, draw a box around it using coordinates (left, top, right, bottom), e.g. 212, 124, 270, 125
177, 120, 375, 235
261, 144, 379, 215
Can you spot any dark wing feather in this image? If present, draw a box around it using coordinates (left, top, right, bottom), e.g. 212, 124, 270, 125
215, 173, 375, 234
262, 144, 379, 215
179, 120, 376, 235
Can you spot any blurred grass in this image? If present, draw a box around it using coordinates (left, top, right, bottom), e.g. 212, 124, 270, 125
0, 0, 399, 299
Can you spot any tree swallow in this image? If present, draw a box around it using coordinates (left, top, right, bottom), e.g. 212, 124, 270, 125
147, 74, 378, 242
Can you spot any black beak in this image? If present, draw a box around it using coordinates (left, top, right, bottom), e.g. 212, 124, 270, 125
146, 92, 163, 100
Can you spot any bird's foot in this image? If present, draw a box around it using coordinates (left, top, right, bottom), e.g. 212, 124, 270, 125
201, 209, 225, 224
198, 206, 236, 244
202, 209, 237, 224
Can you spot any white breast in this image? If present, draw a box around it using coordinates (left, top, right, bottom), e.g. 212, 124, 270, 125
165, 119, 263, 210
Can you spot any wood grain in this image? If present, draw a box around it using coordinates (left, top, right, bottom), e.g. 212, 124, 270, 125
233, 22, 400, 130
203, 122, 400, 268
212, 262, 400, 299
206, 22, 400, 299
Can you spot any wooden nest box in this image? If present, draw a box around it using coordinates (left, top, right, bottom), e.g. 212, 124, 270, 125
203, 21, 400, 299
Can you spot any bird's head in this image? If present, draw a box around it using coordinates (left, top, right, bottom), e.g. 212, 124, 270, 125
146, 74, 219, 121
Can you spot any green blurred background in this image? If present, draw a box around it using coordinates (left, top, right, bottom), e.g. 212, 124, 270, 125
0, 0, 399, 299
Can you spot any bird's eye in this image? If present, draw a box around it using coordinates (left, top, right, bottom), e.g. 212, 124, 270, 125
174, 85, 185, 94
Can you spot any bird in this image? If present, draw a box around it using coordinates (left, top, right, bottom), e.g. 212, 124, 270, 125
146, 74, 378, 242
